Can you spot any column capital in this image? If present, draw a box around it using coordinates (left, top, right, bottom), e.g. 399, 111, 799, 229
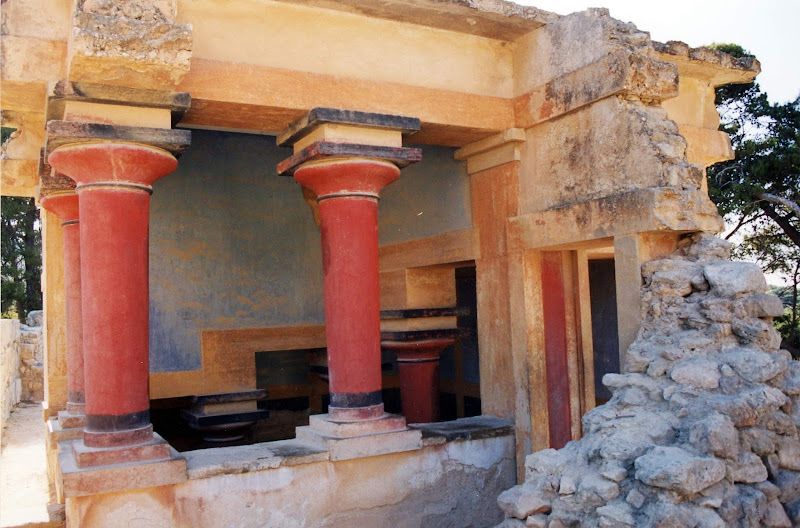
38, 151, 79, 223
276, 107, 422, 177
453, 128, 525, 175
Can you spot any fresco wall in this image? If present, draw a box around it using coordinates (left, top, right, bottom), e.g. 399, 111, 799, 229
148, 131, 472, 373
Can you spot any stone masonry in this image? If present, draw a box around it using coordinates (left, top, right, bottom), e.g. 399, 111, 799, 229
19, 311, 44, 403
495, 233, 800, 527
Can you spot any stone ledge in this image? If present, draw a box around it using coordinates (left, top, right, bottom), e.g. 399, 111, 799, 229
410, 415, 515, 442
184, 439, 329, 480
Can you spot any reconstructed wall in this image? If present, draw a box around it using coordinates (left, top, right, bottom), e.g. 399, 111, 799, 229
66, 431, 514, 528
494, 234, 800, 527
0, 319, 22, 442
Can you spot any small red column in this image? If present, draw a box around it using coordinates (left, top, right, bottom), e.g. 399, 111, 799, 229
48, 142, 178, 449
39, 190, 86, 424
382, 338, 454, 424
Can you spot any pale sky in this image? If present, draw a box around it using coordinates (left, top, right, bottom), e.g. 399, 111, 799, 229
518, 0, 800, 104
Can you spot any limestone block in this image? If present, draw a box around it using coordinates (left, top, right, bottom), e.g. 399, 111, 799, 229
80, 0, 177, 22
634, 446, 726, 494
0, 35, 67, 82
763, 499, 792, 527
578, 474, 620, 503
688, 413, 738, 459
596, 502, 635, 527
703, 262, 767, 297
720, 348, 788, 384
669, 357, 721, 389
68, 11, 191, 90
741, 294, 786, 319
525, 514, 547, 528
730, 452, 768, 484
778, 438, 800, 471
497, 485, 551, 519
1, 0, 72, 40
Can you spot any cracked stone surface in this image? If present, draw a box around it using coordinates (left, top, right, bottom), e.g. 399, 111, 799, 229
494, 233, 799, 528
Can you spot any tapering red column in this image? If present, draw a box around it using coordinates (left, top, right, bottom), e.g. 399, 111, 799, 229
39, 189, 86, 425
48, 142, 178, 451
277, 108, 421, 427
297, 159, 399, 419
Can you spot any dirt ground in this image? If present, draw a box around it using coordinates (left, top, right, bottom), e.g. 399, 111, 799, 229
0, 403, 50, 527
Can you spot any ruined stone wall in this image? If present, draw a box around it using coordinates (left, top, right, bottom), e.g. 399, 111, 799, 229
1, 319, 22, 442
494, 234, 799, 527
19, 311, 44, 402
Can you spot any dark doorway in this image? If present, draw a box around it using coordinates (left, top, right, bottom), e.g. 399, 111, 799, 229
588, 259, 620, 405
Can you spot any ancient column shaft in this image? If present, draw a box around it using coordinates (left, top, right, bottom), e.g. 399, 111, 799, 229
296, 160, 399, 418
277, 107, 421, 425
48, 143, 177, 448
39, 192, 85, 418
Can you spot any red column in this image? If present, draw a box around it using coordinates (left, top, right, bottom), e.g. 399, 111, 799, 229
294, 159, 400, 421
382, 338, 454, 424
39, 192, 85, 419
48, 143, 178, 448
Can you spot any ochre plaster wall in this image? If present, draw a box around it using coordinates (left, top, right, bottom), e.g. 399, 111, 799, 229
148, 132, 472, 395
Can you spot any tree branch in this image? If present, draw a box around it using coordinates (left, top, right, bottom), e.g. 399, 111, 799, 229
759, 202, 800, 249
757, 192, 800, 218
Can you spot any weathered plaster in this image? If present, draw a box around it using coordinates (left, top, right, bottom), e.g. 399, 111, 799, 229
66, 434, 515, 528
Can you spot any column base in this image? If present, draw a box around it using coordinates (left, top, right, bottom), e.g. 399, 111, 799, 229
58, 410, 86, 429
72, 432, 172, 468
296, 413, 421, 461
47, 418, 84, 504
58, 437, 186, 498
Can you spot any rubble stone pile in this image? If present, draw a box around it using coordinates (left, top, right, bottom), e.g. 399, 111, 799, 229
495, 233, 800, 527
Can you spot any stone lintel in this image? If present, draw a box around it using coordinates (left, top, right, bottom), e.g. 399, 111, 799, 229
515, 50, 679, 130
46, 81, 191, 127
271, 0, 558, 40
508, 188, 724, 251
453, 128, 525, 160
276, 141, 422, 176
454, 128, 525, 174
277, 107, 420, 147
45, 121, 191, 158
59, 442, 187, 498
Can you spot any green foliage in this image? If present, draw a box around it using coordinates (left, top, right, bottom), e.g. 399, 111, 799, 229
1, 196, 42, 319
707, 45, 800, 351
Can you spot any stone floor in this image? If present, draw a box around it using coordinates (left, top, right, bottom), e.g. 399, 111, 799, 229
0, 403, 50, 527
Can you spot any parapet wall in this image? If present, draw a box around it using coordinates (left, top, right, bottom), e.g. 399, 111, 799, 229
66, 416, 515, 528
494, 234, 800, 527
